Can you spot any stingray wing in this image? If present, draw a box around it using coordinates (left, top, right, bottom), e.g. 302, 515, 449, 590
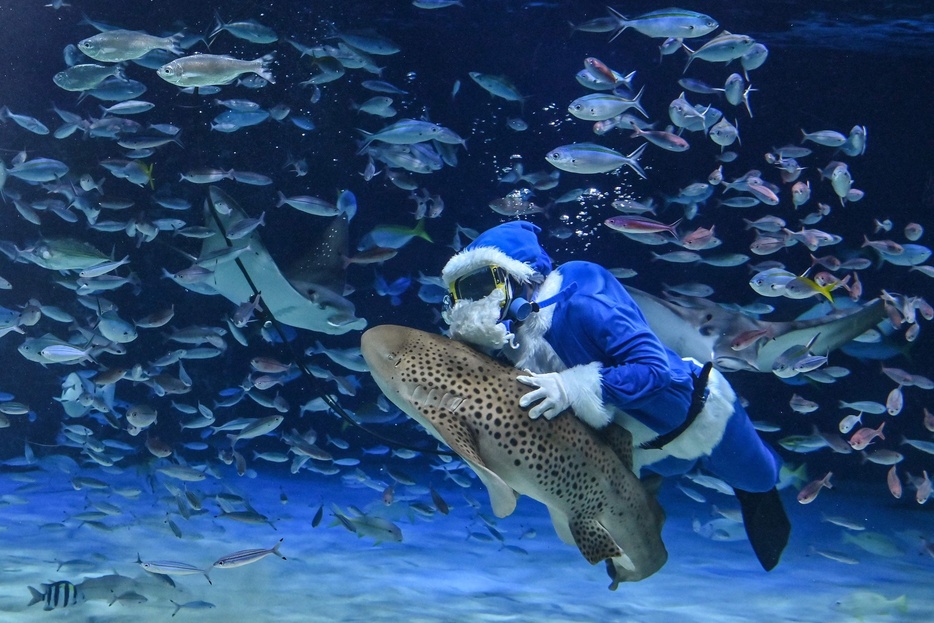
200, 187, 364, 335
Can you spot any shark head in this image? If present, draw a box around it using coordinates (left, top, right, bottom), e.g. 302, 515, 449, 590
362, 324, 668, 585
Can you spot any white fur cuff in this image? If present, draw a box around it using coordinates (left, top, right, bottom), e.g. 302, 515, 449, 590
560, 362, 613, 429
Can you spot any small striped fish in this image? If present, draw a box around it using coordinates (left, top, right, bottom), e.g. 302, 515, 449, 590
137, 554, 212, 584
28, 581, 84, 610
213, 538, 286, 569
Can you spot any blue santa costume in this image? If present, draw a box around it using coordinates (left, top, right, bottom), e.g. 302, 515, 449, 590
441, 221, 789, 571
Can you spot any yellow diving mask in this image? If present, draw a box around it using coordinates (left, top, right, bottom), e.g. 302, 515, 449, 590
445, 265, 513, 317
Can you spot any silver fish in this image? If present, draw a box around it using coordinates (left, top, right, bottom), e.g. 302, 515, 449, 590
546, 142, 647, 177
79, 29, 182, 62
607, 7, 718, 40
684, 32, 757, 71
468, 72, 523, 102
53, 64, 120, 91
213, 538, 286, 568
158, 54, 275, 88
137, 554, 212, 584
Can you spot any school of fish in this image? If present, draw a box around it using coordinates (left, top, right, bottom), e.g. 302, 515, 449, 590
0, 2, 932, 613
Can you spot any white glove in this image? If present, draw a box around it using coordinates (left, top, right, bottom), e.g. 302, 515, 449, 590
517, 371, 570, 420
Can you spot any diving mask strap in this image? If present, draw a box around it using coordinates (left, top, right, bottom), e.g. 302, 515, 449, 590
506, 280, 579, 322
534, 280, 579, 310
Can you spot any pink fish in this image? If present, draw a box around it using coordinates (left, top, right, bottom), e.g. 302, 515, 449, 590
810, 253, 842, 271
730, 327, 774, 351
847, 271, 863, 301
924, 407, 934, 433
747, 180, 780, 205
887, 465, 902, 499
604, 215, 682, 237
918, 471, 932, 505
886, 386, 904, 416
583, 57, 618, 85
848, 421, 885, 450
797, 471, 833, 504
680, 225, 716, 250
861, 235, 903, 255
382, 484, 395, 506
629, 125, 691, 152
915, 298, 934, 321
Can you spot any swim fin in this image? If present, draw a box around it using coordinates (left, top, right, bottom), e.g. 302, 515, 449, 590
733, 486, 790, 571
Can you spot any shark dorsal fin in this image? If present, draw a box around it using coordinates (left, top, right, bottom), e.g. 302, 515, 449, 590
598, 424, 634, 471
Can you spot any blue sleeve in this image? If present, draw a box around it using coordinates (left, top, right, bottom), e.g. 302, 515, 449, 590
568, 292, 674, 411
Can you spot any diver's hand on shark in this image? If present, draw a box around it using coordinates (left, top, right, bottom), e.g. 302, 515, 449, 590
518, 372, 570, 419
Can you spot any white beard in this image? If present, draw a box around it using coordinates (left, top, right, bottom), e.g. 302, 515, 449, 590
443, 290, 514, 354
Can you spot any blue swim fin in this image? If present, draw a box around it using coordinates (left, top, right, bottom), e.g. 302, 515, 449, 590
734, 486, 790, 571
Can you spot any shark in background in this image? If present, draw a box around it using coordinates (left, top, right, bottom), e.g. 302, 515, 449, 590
361, 324, 668, 588
624, 287, 886, 374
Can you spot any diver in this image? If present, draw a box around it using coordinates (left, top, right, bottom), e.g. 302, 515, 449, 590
440, 221, 790, 573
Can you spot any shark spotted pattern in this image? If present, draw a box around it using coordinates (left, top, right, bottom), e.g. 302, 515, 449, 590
361, 324, 668, 586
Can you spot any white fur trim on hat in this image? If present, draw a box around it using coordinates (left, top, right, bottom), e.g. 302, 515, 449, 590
441, 246, 539, 287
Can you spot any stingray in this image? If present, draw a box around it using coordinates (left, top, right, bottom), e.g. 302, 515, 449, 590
361, 325, 668, 586
624, 287, 886, 373
193, 187, 366, 334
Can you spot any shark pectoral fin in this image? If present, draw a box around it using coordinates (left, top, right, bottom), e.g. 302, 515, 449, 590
546, 505, 575, 546
426, 415, 518, 518
568, 517, 624, 565
640, 473, 664, 497
470, 461, 518, 518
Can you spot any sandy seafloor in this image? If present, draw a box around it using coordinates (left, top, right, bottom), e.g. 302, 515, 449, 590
0, 461, 931, 622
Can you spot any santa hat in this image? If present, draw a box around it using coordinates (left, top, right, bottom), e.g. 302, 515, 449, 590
441, 222, 553, 287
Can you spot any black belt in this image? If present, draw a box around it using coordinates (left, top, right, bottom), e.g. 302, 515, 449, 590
639, 361, 713, 451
